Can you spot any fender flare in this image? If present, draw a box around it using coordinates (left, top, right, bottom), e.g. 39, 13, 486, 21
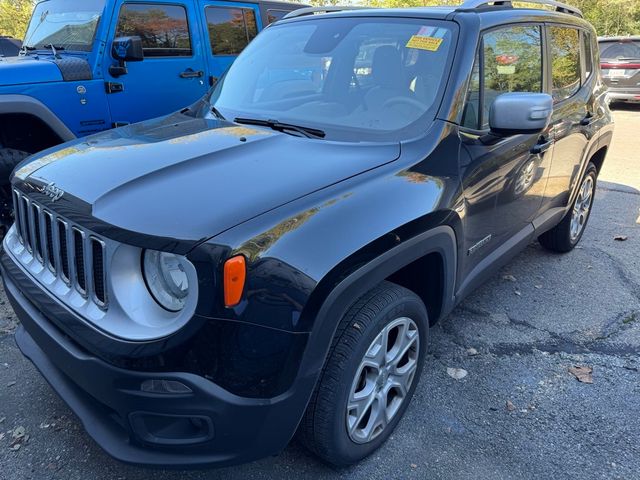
0, 94, 75, 143
297, 225, 457, 382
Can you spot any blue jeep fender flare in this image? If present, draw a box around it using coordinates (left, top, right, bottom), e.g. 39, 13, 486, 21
0, 94, 75, 144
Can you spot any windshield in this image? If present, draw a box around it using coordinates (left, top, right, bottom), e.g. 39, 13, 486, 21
24, 0, 105, 52
208, 17, 455, 142
599, 39, 640, 61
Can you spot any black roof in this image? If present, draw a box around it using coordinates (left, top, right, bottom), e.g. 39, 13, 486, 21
280, 3, 594, 32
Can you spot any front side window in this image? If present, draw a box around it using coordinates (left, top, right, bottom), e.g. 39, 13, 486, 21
115, 3, 192, 57
205, 7, 258, 55
208, 18, 455, 142
23, 0, 106, 52
462, 25, 542, 130
550, 26, 581, 102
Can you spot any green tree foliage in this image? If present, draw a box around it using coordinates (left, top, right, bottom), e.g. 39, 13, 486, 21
0, 0, 33, 39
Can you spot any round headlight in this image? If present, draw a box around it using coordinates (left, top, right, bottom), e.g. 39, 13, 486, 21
143, 250, 190, 312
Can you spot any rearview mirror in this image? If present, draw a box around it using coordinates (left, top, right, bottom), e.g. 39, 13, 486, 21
109, 36, 143, 77
489, 92, 553, 135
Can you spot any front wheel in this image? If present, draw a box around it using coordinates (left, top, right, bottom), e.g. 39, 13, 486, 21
299, 281, 428, 466
539, 162, 597, 253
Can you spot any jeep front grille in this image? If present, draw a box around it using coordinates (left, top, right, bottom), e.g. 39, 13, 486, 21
12, 189, 108, 308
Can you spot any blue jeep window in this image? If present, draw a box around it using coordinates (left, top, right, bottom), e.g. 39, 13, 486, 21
266, 9, 288, 25
23, 0, 105, 52
205, 6, 258, 56
115, 3, 192, 57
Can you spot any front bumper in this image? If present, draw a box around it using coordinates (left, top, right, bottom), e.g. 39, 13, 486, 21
2, 254, 317, 468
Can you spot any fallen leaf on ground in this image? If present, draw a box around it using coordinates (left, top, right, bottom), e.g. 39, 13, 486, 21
506, 400, 516, 412
6, 381, 16, 387
410, 463, 417, 469
503, 274, 517, 282
11, 426, 25, 440
447, 368, 468, 380
614, 235, 628, 242
534, 285, 542, 289
467, 347, 479, 356
568, 365, 593, 384
514, 290, 522, 296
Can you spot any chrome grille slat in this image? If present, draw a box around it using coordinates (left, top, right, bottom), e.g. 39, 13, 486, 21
10, 191, 109, 311
44, 211, 55, 273
20, 196, 31, 253
72, 227, 87, 296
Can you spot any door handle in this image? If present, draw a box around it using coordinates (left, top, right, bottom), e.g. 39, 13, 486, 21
180, 69, 204, 79
530, 137, 553, 155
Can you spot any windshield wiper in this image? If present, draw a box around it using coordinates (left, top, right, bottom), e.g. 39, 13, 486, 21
234, 117, 325, 139
211, 106, 226, 120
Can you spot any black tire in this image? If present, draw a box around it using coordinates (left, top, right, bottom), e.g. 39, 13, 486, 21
299, 281, 428, 466
0, 148, 29, 236
538, 162, 598, 253
0, 148, 29, 183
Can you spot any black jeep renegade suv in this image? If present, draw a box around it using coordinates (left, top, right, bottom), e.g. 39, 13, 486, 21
1, 0, 613, 468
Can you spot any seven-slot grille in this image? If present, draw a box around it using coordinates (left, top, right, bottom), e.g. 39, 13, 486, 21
12, 189, 108, 308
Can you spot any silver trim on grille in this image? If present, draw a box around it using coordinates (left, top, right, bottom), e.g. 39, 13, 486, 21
12, 189, 109, 310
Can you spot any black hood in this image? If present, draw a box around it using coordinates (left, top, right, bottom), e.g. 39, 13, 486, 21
14, 114, 400, 245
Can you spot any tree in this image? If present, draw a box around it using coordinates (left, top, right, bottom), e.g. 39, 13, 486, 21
0, 0, 34, 39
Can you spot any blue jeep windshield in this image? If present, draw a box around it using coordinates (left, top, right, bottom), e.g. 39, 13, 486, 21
24, 0, 105, 52
209, 17, 455, 142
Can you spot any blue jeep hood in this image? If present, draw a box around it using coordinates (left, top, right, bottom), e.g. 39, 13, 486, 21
14, 113, 400, 242
0, 55, 63, 85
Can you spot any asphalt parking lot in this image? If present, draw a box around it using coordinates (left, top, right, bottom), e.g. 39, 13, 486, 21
1, 106, 639, 480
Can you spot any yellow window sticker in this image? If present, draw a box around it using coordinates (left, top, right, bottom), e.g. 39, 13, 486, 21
406, 35, 443, 52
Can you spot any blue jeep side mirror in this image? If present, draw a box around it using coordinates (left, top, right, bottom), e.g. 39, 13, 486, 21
112, 36, 144, 62
110, 36, 143, 78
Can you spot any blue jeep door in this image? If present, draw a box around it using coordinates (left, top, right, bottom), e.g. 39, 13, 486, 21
105, 1, 209, 125
197, 0, 262, 86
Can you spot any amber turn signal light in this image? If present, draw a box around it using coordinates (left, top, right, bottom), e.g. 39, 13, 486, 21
224, 255, 246, 307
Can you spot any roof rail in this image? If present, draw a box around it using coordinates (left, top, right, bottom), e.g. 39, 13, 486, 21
282, 6, 373, 20
457, 0, 583, 18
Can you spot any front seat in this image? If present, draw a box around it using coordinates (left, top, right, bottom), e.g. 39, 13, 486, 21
364, 45, 408, 110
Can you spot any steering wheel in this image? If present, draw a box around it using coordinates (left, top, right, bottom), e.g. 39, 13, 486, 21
382, 96, 426, 111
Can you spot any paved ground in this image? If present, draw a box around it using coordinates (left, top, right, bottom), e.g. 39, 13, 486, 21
1, 106, 639, 479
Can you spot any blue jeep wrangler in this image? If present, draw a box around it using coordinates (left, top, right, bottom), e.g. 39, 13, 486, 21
0, 0, 303, 228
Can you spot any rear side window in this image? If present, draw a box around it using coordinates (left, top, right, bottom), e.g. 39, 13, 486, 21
205, 7, 258, 55
462, 25, 542, 130
549, 26, 581, 102
115, 3, 192, 57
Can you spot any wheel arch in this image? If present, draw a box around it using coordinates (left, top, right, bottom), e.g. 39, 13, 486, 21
298, 225, 458, 377
0, 95, 74, 153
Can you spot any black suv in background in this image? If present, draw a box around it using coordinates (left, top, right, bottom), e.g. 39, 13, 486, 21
599, 36, 640, 104
2, 0, 613, 469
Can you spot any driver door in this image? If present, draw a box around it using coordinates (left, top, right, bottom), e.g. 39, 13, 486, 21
104, 0, 209, 126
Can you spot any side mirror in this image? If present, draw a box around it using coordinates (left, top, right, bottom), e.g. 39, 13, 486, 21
109, 36, 143, 77
489, 92, 553, 135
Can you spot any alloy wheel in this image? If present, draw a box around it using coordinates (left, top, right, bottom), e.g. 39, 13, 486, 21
346, 317, 420, 444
